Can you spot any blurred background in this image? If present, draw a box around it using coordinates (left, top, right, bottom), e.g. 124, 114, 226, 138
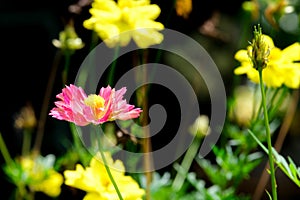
1, 0, 300, 199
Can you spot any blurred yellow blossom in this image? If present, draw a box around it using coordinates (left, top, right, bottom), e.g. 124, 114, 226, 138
52, 22, 85, 52
242, 0, 259, 21
3, 154, 63, 198
189, 115, 210, 138
30, 171, 64, 197
64, 151, 145, 200
175, 0, 192, 19
234, 33, 300, 88
20, 154, 63, 197
83, 0, 164, 48
14, 103, 37, 130
228, 85, 260, 127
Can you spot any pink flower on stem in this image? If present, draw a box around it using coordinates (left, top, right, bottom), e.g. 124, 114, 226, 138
49, 84, 142, 126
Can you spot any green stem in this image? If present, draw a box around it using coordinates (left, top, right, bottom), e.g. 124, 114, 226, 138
89, 31, 99, 52
95, 126, 123, 200
258, 69, 277, 200
172, 136, 202, 191
107, 46, 120, 86
0, 132, 13, 165
69, 123, 82, 151
21, 129, 32, 156
248, 129, 268, 154
251, 84, 260, 120
268, 87, 288, 121
62, 50, 71, 85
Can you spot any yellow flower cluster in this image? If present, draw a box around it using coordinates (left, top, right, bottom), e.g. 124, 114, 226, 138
234, 34, 300, 88
64, 152, 145, 200
19, 154, 63, 197
83, 0, 164, 48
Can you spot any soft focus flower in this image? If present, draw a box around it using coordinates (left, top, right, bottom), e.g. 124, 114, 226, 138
189, 115, 210, 138
52, 22, 85, 53
175, 0, 192, 19
228, 85, 260, 127
3, 154, 63, 197
14, 103, 37, 130
264, 0, 287, 29
83, 0, 164, 48
49, 84, 142, 126
234, 33, 300, 88
242, 0, 259, 21
64, 151, 145, 200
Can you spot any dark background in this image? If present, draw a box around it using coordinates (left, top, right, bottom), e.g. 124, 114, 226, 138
0, 0, 244, 162
1, 0, 300, 199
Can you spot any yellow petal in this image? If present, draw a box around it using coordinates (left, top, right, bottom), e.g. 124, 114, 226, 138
95, 23, 120, 40
234, 64, 253, 75
246, 68, 260, 83
31, 172, 63, 197
262, 34, 275, 48
123, 5, 161, 24
83, 18, 97, 30
135, 19, 164, 30
83, 192, 102, 200
281, 42, 300, 61
262, 67, 283, 88
132, 29, 164, 48
92, 0, 118, 11
90, 8, 121, 22
234, 49, 250, 63
64, 164, 98, 192
118, 0, 150, 8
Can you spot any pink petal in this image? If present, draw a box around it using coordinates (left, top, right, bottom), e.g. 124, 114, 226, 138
107, 87, 143, 121
49, 84, 91, 126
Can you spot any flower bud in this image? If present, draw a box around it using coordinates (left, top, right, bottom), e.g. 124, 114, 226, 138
248, 25, 270, 70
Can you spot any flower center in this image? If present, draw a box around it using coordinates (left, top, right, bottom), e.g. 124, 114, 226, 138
84, 94, 105, 109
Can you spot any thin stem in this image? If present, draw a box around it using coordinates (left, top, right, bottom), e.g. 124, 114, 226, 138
251, 84, 260, 120
0, 132, 13, 165
62, 50, 71, 85
21, 129, 32, 156
33, 50, 62, 154
172, 136, 202, 191
258, 69, 277, 200
89, 30, 99, 52
253, 89, 298, 200
95, 126, 123, 200
107, 45, 120, 86
268, 87, 288, 121
69, 123, 82, 151
135, 49, 152, 200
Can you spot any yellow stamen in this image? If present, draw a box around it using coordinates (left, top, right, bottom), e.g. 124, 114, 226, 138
84, 94, 106, 119
84, 94, 105, 109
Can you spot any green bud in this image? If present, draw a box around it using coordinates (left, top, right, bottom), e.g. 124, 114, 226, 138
248, 25, 270, 70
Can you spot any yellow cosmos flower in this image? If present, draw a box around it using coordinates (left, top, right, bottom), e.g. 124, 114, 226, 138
234, 34, 300, 88
83, 0, 164, 48
8, 154, 64, 197
64, 152, 145, 200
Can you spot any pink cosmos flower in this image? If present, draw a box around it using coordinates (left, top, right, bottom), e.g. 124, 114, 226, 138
49, 84, 142, 126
